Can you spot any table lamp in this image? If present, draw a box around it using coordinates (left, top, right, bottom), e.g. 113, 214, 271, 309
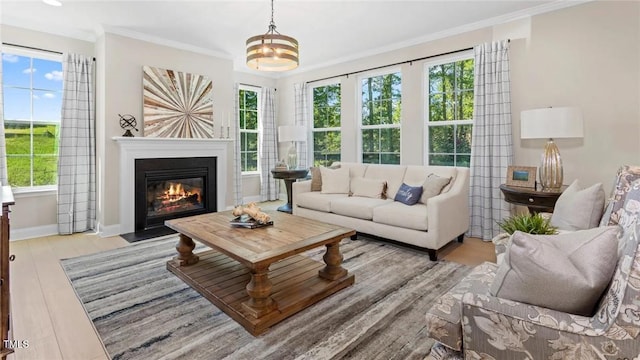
278, 125, 307, 169
520, 107, 583, 191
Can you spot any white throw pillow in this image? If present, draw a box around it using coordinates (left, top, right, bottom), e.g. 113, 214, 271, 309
551, 180, 606, 231
420, 174, 452, 204
350, 177, 387, 199
320, 166, 350, 194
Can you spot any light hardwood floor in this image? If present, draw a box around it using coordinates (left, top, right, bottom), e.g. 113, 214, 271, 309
8, 202, 495, 360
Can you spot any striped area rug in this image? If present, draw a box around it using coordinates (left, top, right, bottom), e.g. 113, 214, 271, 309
61, 235, 470, 360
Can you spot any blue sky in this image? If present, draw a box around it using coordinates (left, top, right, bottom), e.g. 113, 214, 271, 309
2, 53, 63, 122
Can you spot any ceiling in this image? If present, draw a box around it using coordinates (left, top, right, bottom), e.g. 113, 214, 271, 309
2, 0, 573, 75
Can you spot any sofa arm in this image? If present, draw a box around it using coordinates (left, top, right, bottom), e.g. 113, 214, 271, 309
426, 172, 470, 248
292, 179, 311, 196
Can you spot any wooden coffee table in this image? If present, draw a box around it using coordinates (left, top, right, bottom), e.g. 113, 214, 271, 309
165, 211, 355, 336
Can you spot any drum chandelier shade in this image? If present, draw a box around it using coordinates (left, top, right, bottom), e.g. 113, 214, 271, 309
246, 0, 299, 72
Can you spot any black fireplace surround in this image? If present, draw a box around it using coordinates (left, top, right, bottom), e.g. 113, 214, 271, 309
134, 157, 217, 231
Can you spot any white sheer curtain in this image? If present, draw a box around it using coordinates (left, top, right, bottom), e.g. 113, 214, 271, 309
233, 83, 243, 206
259, 87, 279, 201
468, 40, 513, 240
293, 83, 309, 169
0, 43, 8, 184
57, 53, 96, 234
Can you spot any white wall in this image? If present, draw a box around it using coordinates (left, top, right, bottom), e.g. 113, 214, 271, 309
97, 33, 236, 233
276, 1, 640, 193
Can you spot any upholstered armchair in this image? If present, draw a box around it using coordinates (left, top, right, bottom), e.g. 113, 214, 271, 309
425, 165, 640, 359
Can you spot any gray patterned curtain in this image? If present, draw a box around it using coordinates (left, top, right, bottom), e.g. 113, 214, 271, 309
293, 83, 309, 169
233, 83, 243, 205
468, 40, 513, 240
57, 53, 95, 234
259, 87, 279, 201
0, 41, 8, 184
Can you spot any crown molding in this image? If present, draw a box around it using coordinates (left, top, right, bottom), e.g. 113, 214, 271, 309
282, 0, 592, 78
1, 14, 97, 42
100, 25, 233, 60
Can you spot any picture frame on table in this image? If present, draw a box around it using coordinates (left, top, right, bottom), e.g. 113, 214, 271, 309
506, 166, 537, 188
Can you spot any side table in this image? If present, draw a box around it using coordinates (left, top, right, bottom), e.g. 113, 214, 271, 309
271, 168, 309, 214
499, 184, 566, 214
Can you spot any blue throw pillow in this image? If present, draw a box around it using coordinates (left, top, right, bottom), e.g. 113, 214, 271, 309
394, 183, 423, 205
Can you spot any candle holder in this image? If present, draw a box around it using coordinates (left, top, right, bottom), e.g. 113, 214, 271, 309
226, 126, 231, 139
220, 126, 225, 139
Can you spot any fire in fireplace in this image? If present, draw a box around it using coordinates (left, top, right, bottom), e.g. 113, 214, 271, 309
135, 157, 216, 231
147, 178, 204, 217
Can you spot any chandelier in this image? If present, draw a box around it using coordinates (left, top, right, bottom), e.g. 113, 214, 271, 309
246, 0, 299, 71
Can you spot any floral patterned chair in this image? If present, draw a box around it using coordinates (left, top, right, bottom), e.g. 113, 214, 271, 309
425, 165, 640, 359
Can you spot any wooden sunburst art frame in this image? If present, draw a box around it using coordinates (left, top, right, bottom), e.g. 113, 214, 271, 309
143, 66, 214, 138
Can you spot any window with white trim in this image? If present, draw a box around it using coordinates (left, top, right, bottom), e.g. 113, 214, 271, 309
311, 82, 341, 167
425, 55, 474, 167
238, 86, 260, 173
359, 70, 401, 164
2, 49, 63, 189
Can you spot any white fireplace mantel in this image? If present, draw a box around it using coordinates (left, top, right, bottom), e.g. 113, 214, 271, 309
113, 136, 232, 234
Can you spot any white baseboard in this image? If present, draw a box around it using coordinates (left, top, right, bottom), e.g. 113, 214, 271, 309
243, 195, 263, 204
98, 223, 122, 238
11, 224, 58, 241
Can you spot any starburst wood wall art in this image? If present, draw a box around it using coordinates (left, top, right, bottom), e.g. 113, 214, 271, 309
143, 66, 214, 138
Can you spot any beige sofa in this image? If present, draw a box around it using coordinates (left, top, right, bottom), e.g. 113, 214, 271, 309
292, 162, 470, 260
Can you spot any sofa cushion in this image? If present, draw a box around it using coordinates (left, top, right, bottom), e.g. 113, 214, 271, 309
363, 164, 407, 200
295, 192, 348, 212
351, 177, 387, 199
490, 226, 619, 316
309, 164, 340, 191
373, 201, 429, 231
320, 166, 350, 194
394, 183, 423, 205
420, 174, 451, 204
551, 180, 606, 231
404, 166, 458, 194
330, 197, 392, 220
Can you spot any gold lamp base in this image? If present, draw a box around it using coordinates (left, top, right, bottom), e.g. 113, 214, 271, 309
539, 139, 563, 191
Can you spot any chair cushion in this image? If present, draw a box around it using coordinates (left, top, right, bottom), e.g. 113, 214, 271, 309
295, 192, 348, 212
330, 197, 391, 220
490, 226, 619, 316
373, 201, 429, 231
550, 180, 606, 231
425, 262, 498, 351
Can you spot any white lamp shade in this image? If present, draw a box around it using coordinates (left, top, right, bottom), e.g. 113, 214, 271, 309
520, 107, 584, 139
278, 125, 307, 142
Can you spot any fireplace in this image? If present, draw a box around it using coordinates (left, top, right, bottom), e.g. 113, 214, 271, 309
134, 157, 216, 231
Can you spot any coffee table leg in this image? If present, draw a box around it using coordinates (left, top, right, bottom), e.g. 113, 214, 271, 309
174, 234, 199, 266
243, 265, 277, 318
319, 242, 348, 280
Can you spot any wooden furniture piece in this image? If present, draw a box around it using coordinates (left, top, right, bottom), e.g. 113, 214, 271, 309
270, 168, 309, 213
0, 186, 14, 359
499, 184, 566, 214
165, 211, 355, 336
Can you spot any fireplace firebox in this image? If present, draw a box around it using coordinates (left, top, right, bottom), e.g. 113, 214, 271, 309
134, 157, 217, 231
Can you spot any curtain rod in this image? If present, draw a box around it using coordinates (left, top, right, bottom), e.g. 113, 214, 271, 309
239, 82, 276, 91
1, 42, 96, 61
306, 39, 509, 85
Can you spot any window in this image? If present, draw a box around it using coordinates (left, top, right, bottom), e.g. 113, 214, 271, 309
2, 50, 63, 188
311, 82, 341, 167
360, 70, 401, 164
238, 86, 259, 173
425, 55, 474, 167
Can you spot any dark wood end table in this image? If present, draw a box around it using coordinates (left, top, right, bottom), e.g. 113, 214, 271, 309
499, 184, 567, 214
271, 168, 309, 213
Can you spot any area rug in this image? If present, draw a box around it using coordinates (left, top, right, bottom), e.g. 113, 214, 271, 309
61, 235, 471, 360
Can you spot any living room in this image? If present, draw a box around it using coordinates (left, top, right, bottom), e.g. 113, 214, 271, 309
1, 0, 639, 359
